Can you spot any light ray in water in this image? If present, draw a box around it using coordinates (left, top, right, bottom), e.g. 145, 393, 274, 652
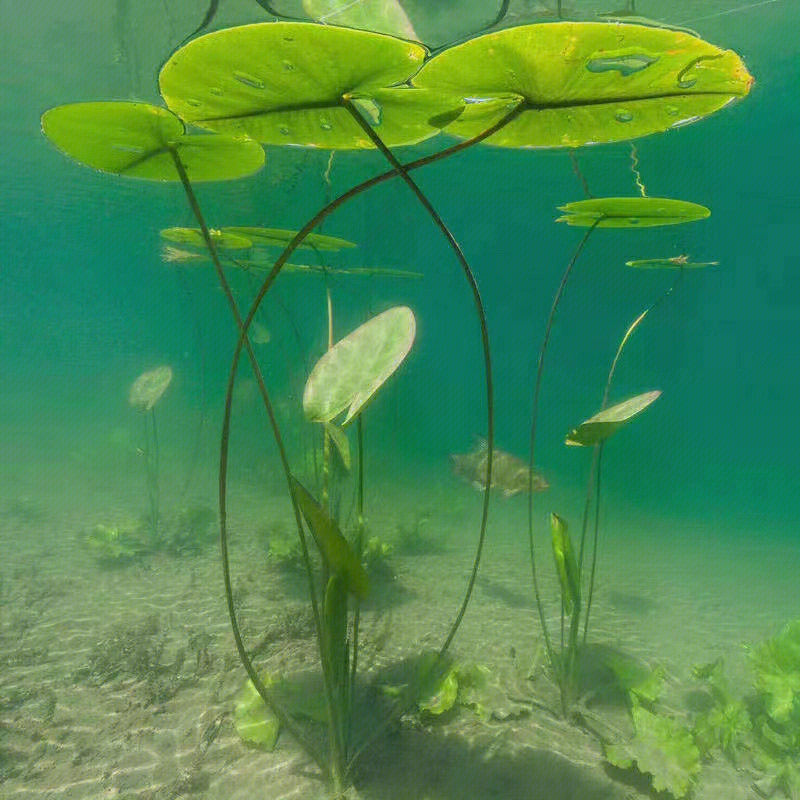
678, 0, 781, 25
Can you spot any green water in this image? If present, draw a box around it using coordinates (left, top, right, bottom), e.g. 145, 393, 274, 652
1, 2, 799, 799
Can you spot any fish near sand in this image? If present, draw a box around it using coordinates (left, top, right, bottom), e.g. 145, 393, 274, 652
449, 440, 549, 497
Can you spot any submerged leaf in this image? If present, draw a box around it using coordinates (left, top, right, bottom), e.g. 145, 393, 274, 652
566, 390, 661, 447
42, 102, 264, 182
234, 673, 281, 750
413, 22, 752, 148
557, 197, 710, 228
749, 619, 800, 724
302, 0, 418, 40
605, 704, 700, 798
550, 513, 580, 615
303, 306, 416, 425
225, 226, 356, 251
290, 477, 369, 599
160, 227, 253, 249
324, 421, 351, 472
129, 366, 173, 411
603, 653, 665, 706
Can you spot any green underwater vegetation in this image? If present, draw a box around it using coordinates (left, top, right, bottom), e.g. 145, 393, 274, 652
38, 6, 760, 797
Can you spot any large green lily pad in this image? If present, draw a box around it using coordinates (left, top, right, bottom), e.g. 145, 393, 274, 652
41, 102, 264, 181
557, 197, 710, 228
303, 0, 418, 40
566, 390, 661, 447
413, 22, 752, 148
303, 306, 416, 425
159, 23, 461, 149
225, 226, 356, 251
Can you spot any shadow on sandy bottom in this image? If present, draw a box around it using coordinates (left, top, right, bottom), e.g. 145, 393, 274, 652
354, 727, 621, 800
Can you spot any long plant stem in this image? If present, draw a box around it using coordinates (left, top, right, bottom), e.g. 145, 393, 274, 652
580, 268, 685, 644
348, 415, 365, 751
527, 221, 599, 669
168, 150, 327, 772
343, 98, 494, 658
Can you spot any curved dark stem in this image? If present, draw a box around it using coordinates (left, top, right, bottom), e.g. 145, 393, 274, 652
580, 267, 685, 644
168, 150, 326, 771
527, 221, 600, 669
180, 0, 219, 45
569, 150, 593, 199
343, 97, 494, 658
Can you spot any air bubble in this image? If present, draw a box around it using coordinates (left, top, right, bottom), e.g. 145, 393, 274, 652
319, 118, 333, 131
209, 87, 223, 97
666, 105, 679, 116
282, 60, 295, 72
279, 126, 290, 136
234, 71, 265, 90
185, 98, 202, 108
615, 110, 633, 123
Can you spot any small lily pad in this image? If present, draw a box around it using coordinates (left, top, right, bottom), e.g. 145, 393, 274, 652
224, 226, 356, 251
303, 306, 416, 425
129, 366, 173, 411
557, 197, 710, 228
42, 102, 264, 182
566, 390, 661, 447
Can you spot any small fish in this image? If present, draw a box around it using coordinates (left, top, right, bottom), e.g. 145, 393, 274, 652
449, 439, 549, 497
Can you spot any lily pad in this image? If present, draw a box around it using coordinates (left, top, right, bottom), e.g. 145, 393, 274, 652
413, 22, 752, 148
41, 102, 264, 181
566, 390, 661, 447
605, 703, 701, 799
303, 0, 418, 40
160, 227, 253, 249
129, 366, 173, 411
557, 197, 710, 228
626, 256, 719, 268
290, 477, 369, 599
225, 226, 356, 251
303, 306, 416, 425
159, 23, 463, 149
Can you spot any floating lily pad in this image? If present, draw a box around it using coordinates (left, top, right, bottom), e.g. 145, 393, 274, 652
566, 390, 661, 447
626, 256, 719, 268
224, 226, 356, 251
303, 0, 418, 40
41, 102, 264, 181
129, 366, 173, 411
557, 197, 710, 228
160, 227, 253, 249
413, 22, 752, 148
159, 23, 463, 149
303, 306, 416, 425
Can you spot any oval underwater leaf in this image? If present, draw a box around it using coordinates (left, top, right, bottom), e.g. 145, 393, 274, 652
160, 227, 253, 249
566, 390, 661, 447
234, 673, 280, 750
303, 306, 416, 425
550, 513, 580, 615
159, 23, 462, 149
224, 226, 356, 251
290, 477, 369, 599
557, 197, 710, 228
413, 22, 752, 148
129, 365, 173, 411
41, 102, 264, 181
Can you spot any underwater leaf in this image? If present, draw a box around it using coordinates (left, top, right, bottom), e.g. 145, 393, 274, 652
324, 574, 349, 692
626, 256, 719, 269
159, 23, 464, 149
566, 390, 661, 447
749, 620, 800, 724
129, 366, 173, 411
605, 704, 701, 799
224, 226, 356, 251
303, 0, 418, 40
419, 667, 459, 715
550, 513, 580, 616
42, 102, 264, 182
603, 653, 665, 706
557, 197, 710, 228
324, 422, 351, 472
290, 477, 369, 599
413, 22, 752, 148
303, 306, 416, 425
234, 673, 281, 750
160, 227, 253, 249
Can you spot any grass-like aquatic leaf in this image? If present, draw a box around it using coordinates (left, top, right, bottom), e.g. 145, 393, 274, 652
161, 227, 252, 249
413, 22, 752, 148
566, 390, 661, 447
303, 0, 418, 40
303, 306, 416, 425
41, 102, 264, 181
557, 197, 710, 228
225, 226, 356, 251
626, 256, 719, 269
550, 513, 580, 615
324, 421, 351, 471
290, 477, 369, 599
159, 23, 465, 149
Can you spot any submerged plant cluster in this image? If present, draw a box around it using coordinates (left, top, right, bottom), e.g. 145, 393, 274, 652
39, 3, 769, 797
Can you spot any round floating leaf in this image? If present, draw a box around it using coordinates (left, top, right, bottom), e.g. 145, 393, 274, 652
160, 227, 253, 249
129, 366, 173, 411
566, 390, 661, 447
224, 226, 356, 251
303, 306, 416, 425
41, 102, 264, 181
159, 23, 461, 149
413, 22, 752, 148
557, 197, 710, 228
626, 256, 719, 269
303, 0, 418, 40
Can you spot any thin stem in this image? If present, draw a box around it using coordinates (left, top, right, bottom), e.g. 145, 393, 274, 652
342, 98, 494, 658
168, 149, 327, 771
527, 221, 600, 669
